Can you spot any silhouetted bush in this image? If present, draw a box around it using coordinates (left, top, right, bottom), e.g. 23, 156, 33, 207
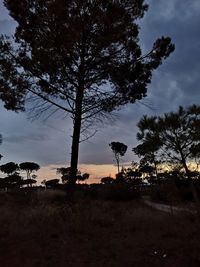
86, 184, 102, 199
101, 177, 115, 184
150, 179, 200, 203
178, 186, 194, 202
150, 182, 180, 204
98, 184, 140, 201
38, 190, 66, 204
45, 179, 60, 189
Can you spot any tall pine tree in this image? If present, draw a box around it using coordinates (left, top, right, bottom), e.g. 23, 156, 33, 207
0, 0, 174, 184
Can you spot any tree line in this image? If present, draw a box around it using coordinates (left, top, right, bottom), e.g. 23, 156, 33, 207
0, 104, 199, 191
110, 105, 200, 180
106, 104, 200, 203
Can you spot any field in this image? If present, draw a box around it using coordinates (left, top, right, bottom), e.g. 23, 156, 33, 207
0, 190, 200, 267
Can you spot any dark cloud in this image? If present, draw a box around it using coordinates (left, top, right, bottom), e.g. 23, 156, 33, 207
0, 0, 200, 169
139, 0, 200, 111
4, 133, 49, 143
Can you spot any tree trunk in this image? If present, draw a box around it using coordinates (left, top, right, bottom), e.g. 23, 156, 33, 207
69, 32, 86, 188
69, 88, 84, 185
115, 155, 120, 174
153, 158, 158, 179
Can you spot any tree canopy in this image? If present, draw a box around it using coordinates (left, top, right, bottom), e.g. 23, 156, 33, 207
19, 162, 40, 186
57, 167, 89, 183
133, 116, 162, 178
101, 176, 115, 184
0, 162, 19, 175
0, 0, 174, 184
133, 105, 200, 178
19, 162, 40, 178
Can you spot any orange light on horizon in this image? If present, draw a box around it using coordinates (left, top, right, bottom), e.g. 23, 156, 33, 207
36, 163, 119, 184
35, 161, 200, 185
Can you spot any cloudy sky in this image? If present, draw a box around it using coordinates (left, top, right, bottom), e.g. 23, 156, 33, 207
0, 0, 200, 183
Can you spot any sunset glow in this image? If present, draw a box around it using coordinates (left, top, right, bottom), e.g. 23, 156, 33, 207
37, 164, 119, 184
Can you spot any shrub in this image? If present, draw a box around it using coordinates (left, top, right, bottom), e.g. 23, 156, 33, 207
98, 184, 140, 201
150, 182, 181, 204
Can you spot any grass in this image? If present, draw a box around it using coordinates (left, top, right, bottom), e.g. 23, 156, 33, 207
0, 190, 200, 267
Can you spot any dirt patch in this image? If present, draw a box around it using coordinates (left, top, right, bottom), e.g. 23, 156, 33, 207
0, 192, 200, 267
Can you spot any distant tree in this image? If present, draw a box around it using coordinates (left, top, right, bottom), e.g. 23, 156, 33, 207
123, 162, 143, 185
0, 0, 174, 185
21, 179, 37, 187
0, 162, 18, 175
1, 172, 22, 190
101, 176, 115, 184
139, 164, 155, 177
19, 162, 40, 186
115, 172, 126, 183
57, 167, 72, 184
0, 162, 21, 190
126, 168, 142, 179
57, 167, 89, 184
45, 179, 60, 189
109, 142, 128, 173
77, 173, 90, 183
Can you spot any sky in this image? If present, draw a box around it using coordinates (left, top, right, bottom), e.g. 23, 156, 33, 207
0, 0, 200, 183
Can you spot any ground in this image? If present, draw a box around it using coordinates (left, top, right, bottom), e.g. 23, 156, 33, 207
0, 190, 200, 267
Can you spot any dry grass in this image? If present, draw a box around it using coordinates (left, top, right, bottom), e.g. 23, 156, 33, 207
0, 190, 200, 267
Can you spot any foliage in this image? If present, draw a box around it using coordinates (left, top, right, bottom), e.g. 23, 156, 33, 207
19, 162, 40, 178
150, 182, 181, 204
0, 0, 174, 184
101, 176, 115, 184
45, 179, 60, 189
114, 162, 145, 186
20, 179, 37, 187
133, 116, 162, 178
124, 168, 143, 185
98, 183, 140, 201
158, 105, 200, 168
0, 161, 40, 189
0, 162, 19, 175
77, 172, 90, 183
57, 167, 89, 184
115, 172, 126, 183
133, 105, 200, 178
19, 162, 40, 187
139, 164, 155, 176
0, 172, 22, 189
